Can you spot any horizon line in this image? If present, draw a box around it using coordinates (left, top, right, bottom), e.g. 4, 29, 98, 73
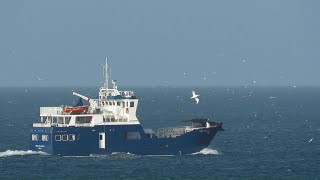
0, 85, 318, 88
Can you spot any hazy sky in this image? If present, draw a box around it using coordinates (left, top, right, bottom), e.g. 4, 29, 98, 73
1, 0, 319, 87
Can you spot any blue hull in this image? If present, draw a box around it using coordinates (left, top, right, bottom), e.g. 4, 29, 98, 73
29, 124, 223, 156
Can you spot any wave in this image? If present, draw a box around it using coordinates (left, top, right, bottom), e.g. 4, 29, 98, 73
191, 148, 220, 155
0, 150, 47, 158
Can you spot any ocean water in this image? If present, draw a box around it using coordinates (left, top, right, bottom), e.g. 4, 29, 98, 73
0, 86, 319, 180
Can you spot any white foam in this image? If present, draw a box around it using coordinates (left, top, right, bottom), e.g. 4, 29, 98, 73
192, 148, 220, 155
0, 150, 47, 158
126, 152, 135, 155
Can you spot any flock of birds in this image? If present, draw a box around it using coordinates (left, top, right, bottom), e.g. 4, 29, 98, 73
189, 88, 315, 144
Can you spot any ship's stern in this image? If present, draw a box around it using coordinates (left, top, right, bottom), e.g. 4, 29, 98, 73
29, 126, 53, 154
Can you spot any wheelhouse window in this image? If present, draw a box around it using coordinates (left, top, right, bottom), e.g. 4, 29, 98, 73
62, 134, 68, 141
117, 102, 121, 106
51, 117, 58, 124
103, 116, 116, 122
32, 134, 38, 141
55, 135, 61, 141
130, 101, 134, 107
46, 116, 52, 123
57, 117, 63, 124
103, 116, 108, 122
76, 116, 92, 124
69, 134, 75, 141
42, 135, 49, 141
65, 117, 71, 125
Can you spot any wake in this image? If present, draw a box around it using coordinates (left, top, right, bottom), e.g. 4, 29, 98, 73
191, 148, 220, 155
0, 150, 47, 158
0, 148, 220, 157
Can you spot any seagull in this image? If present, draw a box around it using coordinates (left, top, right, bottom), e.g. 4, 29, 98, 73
309, 138, 314, 143
34, 76, 45, 81
191, 90, 200, 104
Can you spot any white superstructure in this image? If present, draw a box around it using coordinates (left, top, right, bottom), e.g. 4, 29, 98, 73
33, 57, 140, 128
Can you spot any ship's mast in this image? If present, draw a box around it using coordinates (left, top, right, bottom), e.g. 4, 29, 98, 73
104, 57, 108, 89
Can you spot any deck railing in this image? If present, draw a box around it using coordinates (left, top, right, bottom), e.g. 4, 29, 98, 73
33, 123, 51, 127
119, 91, 134, 97
40, 107, 64, 116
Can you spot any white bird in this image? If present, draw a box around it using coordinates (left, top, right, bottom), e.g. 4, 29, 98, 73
34, 76, 45, 81
191, 90, 200, 104
309, 138, 314, 143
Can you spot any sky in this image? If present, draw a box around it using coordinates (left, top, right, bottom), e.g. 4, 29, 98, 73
0, 0, 319, 87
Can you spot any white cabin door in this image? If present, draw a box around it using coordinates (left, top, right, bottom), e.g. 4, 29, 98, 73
99, 132, 105, 149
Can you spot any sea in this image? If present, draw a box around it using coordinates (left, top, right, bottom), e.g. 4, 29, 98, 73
0, 86, 319, 180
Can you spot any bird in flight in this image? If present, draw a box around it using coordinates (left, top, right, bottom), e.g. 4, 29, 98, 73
191, 90, 200, 104
34, 76, 45, 81
309, 138, 314, 143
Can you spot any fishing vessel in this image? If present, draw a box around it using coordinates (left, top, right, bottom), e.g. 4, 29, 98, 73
29, 58, 224, 156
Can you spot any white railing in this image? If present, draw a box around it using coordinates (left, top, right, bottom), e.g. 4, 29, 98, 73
75, 123, 92, 127
119, 91, 134, 97
40, 107, 64, 116
33, 122, 92, 127
33, 123, 51, 127
103, 117, 128, 122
